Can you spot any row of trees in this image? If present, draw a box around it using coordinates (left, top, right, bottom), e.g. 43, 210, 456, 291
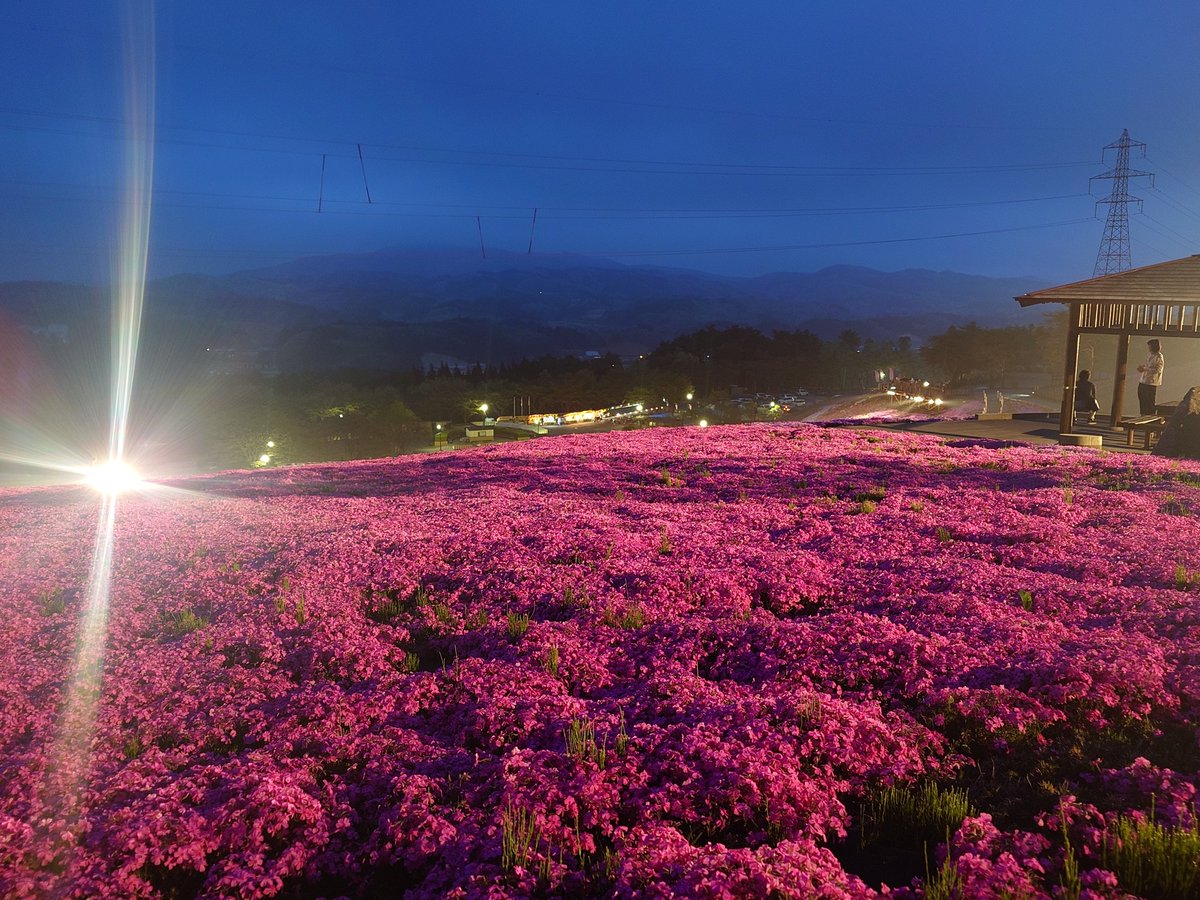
124, 316, 1062, 471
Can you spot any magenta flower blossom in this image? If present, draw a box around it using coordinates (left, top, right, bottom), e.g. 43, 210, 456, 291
1, 423, 1197, 896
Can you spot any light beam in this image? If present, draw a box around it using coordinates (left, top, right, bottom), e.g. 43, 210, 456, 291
37, 0, 156, 869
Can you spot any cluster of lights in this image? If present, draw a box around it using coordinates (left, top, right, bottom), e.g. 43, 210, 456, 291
887, 377, 944, 407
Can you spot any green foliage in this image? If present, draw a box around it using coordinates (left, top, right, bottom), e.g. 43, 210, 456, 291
122, 733, 143, 760
658, 527, 672, 555
562, 584, 590, 610
854, 485, 886, 503
1103, 810, 1200, 899
923, 837, 965, 900
564, 717, 607, 769
619, 606, 645, 629
162, 608, 208, 638
1059, 809, 1081, 900
920, 320, 1061, 386
615, 710, 630, 757
936, 526, 953, 543
501, 805, 542, 874
38, 587, 66, 616
854, 499, 877, 515
1018, 589, 1034, 612
1160, 494, 1190, 516
294, 594, 307, 625
365, 585, 429, 624
506, 611, 531, 641
402, 651, 420, 673
1174, 565, 1198, 590
796, 694, 824, 727
865, 783, 975, 852
544, 644, 560, 677
658, 468, 684, 488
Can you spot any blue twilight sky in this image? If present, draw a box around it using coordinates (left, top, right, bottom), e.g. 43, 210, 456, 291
1, 0, 1198, 285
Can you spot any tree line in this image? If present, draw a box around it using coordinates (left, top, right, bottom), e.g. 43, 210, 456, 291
171, 314, 1060, 470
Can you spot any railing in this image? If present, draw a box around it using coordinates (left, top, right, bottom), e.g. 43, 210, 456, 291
1079, 302, 1200, 333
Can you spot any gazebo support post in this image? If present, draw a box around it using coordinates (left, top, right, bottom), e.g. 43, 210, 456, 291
1110, 332, 1130, 426
1059, 303, 1082, 435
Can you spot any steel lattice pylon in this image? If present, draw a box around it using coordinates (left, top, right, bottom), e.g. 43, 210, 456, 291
1092, 129, 1154, 276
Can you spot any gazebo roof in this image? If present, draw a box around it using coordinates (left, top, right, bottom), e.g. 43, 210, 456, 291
1016, 254, 1200, 307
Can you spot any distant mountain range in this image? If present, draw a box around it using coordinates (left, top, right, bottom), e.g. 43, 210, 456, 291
0, 248, 1051, 372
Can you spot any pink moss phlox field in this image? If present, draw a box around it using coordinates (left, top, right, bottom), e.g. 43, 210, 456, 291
1, 423, 1198, 897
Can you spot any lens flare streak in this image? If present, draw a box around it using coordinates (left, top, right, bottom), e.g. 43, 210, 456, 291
38, 0, 157, 862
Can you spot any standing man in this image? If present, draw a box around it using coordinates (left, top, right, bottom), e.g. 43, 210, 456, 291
1136, 339, 1165, 416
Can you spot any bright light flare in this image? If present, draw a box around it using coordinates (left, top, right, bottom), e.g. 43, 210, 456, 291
38, 0, 157, 854
83, 459, 143, 494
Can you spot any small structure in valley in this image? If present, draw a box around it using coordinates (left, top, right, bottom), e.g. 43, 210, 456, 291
1015, 255, 1200, 438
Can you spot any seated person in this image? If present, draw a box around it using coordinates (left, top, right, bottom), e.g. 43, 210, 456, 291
1074, 370, 1100, 423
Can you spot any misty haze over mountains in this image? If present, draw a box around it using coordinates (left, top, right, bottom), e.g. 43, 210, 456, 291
0, 248, 1051, 371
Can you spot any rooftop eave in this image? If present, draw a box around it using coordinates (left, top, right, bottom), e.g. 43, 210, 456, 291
1015, 294, 1056, 307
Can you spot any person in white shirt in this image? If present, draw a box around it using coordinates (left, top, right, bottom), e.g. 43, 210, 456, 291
1136, 339, 1164, 415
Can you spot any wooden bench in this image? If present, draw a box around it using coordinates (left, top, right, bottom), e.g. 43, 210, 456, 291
1120, 415, 1166, 449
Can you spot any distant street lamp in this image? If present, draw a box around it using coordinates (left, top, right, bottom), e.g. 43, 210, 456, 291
480, 403, 489, 414
685, 392, 693, 401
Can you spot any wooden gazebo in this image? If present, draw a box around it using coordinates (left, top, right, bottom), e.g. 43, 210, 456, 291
1015, 255, 1200, 435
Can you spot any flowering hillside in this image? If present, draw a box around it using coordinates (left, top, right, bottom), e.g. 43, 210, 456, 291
1, 424, 1198, 898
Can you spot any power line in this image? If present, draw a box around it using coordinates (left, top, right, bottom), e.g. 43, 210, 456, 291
0, 109, 1097, 177
1145, 186, 1200, 225
1144, 155, 1200, 201
1138, 213, 1196, 250
0, 178, 1090, 220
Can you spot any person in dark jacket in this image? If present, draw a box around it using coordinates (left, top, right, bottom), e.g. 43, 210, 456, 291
1075, 370, 1099, 424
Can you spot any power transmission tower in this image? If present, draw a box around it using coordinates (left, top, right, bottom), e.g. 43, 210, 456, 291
1091, 129, 1154, 276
